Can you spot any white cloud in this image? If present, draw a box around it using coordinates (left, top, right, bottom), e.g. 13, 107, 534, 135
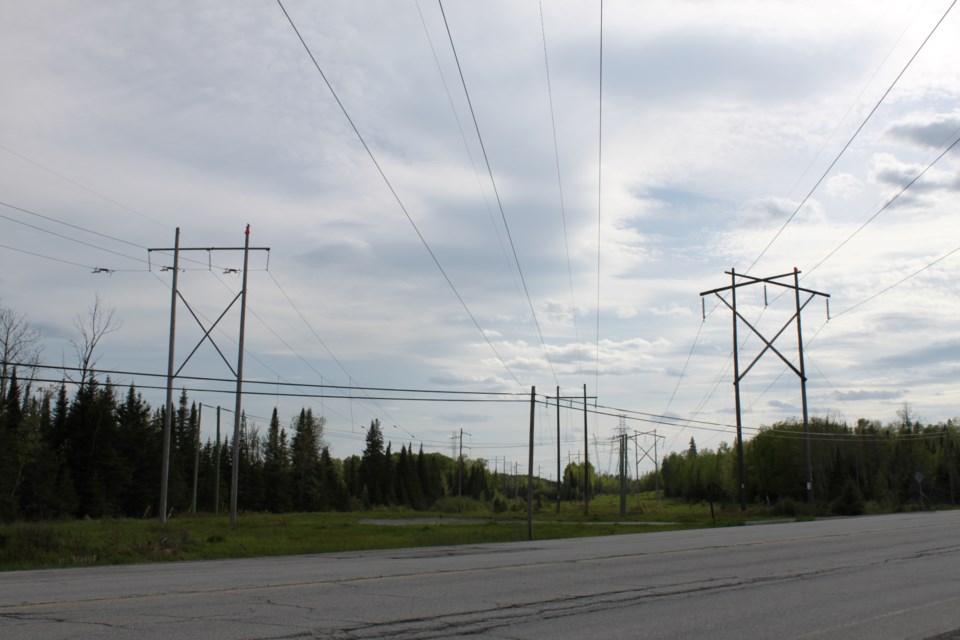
2, 0, 959, 463
826, 173, 863, 199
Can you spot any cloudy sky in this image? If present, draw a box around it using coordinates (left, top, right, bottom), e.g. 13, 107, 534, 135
2, 0, 960, 478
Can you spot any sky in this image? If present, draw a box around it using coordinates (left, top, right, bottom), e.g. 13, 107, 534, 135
2, 0, 960, 479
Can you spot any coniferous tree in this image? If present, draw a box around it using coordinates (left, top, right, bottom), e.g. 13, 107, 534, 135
263, 408, 291, 512
0, 370, 23, 520
341, 455, 362, 508
360, 419, 386, 506
237, 413, 265, 511
115, 385, 159, 517
290, 408, 322, 511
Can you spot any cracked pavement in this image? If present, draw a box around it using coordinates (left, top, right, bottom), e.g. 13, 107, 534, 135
3, 511, 960, 639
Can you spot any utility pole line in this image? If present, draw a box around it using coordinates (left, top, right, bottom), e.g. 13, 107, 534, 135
159, 227, 180, 524
455, 428, 471, 512
459, 428, 464, 513
629, 429, 664, 508
615, 416, 628, 516
148, 224, 269, 525
701, 268, 829, 509
556, 385, 560, 515
583, 385, 589, 515
793, 267, 815, 503
192, 403, 201, 513
214, 405, 221, 514
229, 225, 252, 525
527, 385, 535, 541
545, 388, 596, 512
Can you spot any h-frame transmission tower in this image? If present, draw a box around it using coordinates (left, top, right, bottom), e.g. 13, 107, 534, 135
148, 225, 270, 525
700, 268, 829, 511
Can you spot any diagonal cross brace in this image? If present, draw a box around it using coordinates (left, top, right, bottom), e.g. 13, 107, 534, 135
173, 290, 241, 378
713, 291, 816, 383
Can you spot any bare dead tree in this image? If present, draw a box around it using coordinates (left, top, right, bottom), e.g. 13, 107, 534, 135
0, 301, 43, 400
71, 295, 121, 387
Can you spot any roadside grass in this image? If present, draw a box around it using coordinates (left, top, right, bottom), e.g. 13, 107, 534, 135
0, 494, 767, 572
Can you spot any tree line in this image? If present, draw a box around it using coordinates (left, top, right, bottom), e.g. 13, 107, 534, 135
654, 413, 960, 515
6, 367, 958, 522
0, 369, 533, 522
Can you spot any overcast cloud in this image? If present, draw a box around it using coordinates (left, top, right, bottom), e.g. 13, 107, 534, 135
2, 1, 960, 476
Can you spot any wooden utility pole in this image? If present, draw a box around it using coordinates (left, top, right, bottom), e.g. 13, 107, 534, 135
191, 403, 201, 513
527, 386, 536, 541
230, 225, 252, 525
148, 225, 269, 525
700, 268, 829, 510
159, 227, 180, 524
214, 406, 221, 514
583, 384, 590, 516
555, 386, 561, 515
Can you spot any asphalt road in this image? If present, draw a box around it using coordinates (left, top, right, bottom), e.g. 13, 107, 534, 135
2, 511, 960, 639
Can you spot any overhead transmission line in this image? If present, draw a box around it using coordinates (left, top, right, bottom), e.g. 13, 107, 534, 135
13, 361, 935, 445
661, 5, 943, 432
14, 361, 530, 400
776, 2, 931, 213
412, 0, 527, 312
832, 243, 960, 318
739, 131, 960, 412
147, 269, 361, 430
720, 0, 958, 371
3, 143, 420, 437
3, 97, 403, 434
539, 0, 586, 385
276, 0, 524, 390
0, 242, 100, 271
437, 0, 559, 386
0, 142, 167, 230
595, 0, 604, 394
807, 130, 960, 277
748, 0, 958, 272
0, 199, 147, 250
204, 403, 454, 449
225, 270, 416, 439
0, 199, 229, 271
678, 2, 959, 443
0, 211, 149, 266
2, 153, 402, 431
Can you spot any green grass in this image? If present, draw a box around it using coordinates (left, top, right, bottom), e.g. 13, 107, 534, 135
0, 494, 765, 572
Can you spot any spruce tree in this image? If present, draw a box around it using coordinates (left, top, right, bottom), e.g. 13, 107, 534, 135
360, 419, 386, 505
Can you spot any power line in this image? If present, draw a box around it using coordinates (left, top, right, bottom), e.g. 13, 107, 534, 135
702, 4, 942, 384
595, 0, 604, 394
659, 317, 707, 448
0, 200, 148, 249
539, 0, 585, 384
0, 199, 228, 271
806, 130, 960, 276
218, 270, 415, 438
0, 143, 168, 230
152, 270, 397, 432
15, 372, 530, 404
748, 0, 958, 272
13, 361, 529, 398
437, 0, 559, 385
0, 212, 149, 265
13, 366, 949, 447
276, 0, 524, 390
723, 122, 960, 427
0, 242, 100, 271
832, 243, 960, 318
776, 2, 931, 209
412, 0, 526, 313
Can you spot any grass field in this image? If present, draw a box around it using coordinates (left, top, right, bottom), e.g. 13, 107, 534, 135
0, 494, 766, 571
